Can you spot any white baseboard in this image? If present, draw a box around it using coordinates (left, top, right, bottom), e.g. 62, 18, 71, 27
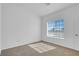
42, 40, 79, 52
2, 40, 41, 50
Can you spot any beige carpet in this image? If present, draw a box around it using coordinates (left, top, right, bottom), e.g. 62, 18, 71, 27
28, 43, 56, 53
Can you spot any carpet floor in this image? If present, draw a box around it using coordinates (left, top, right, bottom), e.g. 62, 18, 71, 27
1, 41, 79, 56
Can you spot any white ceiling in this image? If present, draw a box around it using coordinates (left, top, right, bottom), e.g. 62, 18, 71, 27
22, 3, 75, 16
2, 3, 76, 16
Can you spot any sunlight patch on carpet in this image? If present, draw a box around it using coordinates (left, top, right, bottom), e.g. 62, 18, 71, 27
28, 43, 56, 53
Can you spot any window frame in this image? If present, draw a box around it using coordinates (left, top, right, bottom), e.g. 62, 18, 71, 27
47, 19, 64, 39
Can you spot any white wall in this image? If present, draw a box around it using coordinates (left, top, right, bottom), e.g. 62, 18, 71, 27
42, 4, 79, 51
0, 4, 2, 54
2, 4, 41, 50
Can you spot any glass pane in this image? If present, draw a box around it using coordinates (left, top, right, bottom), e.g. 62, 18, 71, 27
47, 19, 64, 39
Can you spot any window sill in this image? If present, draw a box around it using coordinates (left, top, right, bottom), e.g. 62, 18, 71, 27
47, 34, 64, 39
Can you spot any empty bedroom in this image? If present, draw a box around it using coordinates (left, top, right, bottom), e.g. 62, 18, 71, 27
0, 3, 79, 56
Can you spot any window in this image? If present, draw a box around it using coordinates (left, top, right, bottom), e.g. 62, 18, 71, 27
47, 19, 64, 39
